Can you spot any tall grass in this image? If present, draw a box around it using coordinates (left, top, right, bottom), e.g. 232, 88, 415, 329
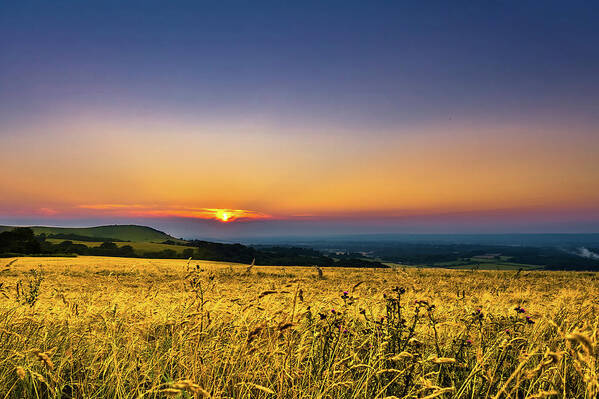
0, 256, 598, 398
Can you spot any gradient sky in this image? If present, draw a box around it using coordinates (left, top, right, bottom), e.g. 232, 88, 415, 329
1, 1, 598, 237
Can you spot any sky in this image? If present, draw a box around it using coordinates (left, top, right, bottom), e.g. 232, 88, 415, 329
1, 1, 598, 238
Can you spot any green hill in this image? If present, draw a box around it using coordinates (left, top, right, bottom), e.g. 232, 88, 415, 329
0, 225, 184, 243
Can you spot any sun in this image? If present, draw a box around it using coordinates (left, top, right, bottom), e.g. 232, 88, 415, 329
199, 208, 270, 222
214, 209, 232, 222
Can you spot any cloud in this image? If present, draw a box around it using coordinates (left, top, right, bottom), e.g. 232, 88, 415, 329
78, 204, 149, 210
37, 208, 59, 216
576, 247, 599, 260
77, 204, 270, 222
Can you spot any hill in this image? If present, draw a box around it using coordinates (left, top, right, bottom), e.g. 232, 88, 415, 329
0, 224, 183, 243
0, 226, 387, 267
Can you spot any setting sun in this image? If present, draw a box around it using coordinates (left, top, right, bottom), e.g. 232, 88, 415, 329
215, 210, 231, 222
202, 208, 268, 223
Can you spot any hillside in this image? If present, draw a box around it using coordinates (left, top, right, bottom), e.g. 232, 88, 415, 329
1, 226, 387, 266
0, 224, 184, 243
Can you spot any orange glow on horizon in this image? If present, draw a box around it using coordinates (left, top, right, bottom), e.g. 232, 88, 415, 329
76, 204, 270, 222
1, 122, 598, 222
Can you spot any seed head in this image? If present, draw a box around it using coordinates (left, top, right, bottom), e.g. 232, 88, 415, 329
15, 366, 26, 380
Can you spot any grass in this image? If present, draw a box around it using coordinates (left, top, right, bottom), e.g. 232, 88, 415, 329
384, 260, 541, 271
441, 262, 542, 271
0, 256, 598, 398
0, 225, 185, 243
45, 239, 197, 256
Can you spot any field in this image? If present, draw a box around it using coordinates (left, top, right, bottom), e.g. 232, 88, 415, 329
1, 257, 598, 398
45, 239, 197, 256
382, 261, 540, 271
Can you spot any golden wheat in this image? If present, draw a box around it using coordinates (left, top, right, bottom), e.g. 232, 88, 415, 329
0, 256, 598, 398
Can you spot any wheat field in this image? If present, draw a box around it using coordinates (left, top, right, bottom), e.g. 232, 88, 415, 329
0, 256, 598, 398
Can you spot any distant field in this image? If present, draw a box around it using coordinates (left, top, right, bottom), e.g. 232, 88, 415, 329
46, 238, 196, 256
432, 259, 542, 270
1, 256, 598, 398
384, 259, 542, 270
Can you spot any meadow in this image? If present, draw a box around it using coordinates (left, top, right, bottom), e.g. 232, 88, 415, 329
0, 256, 598, 398
44, 239, 197, 256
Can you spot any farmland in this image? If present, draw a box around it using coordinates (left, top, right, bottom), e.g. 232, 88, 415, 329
1, 256, 598, 398
45, 239, 197, 256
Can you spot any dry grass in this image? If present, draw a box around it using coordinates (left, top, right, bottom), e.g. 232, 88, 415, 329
1, 256, 599, 398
